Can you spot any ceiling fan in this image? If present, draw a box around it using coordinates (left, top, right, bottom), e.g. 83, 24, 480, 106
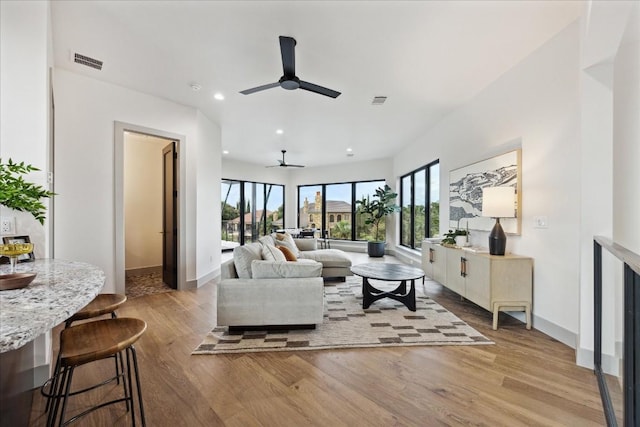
267, 150, 305, 168
240, 36, 341, 98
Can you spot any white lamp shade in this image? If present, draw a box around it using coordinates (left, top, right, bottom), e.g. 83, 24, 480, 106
482, 186, 516, 218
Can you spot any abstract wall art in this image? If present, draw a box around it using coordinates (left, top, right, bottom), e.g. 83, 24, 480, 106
449, 149, 521, 234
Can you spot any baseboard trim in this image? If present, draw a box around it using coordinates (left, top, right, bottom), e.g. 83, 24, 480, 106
529, 314, 577, 349
186, 267, 220, 290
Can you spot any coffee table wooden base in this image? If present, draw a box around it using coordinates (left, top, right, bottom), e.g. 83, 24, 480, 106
362, 277, 416, 312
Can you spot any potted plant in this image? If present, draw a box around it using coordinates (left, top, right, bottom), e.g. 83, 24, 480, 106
356, 184, 400, 257
0, 158, 55, 225
441, 220, 470, 247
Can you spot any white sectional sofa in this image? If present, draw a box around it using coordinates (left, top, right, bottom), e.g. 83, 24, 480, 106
216, 233, 353, 331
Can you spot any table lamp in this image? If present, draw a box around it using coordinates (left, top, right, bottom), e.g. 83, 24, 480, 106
482, 186, 516, 255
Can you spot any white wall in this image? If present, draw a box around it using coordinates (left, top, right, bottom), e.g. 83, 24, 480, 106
195, 110, 222, 283
123, 134, 164, 271
613, 40, 639, 254
576, 0, 638, 368
54, 69, 221, 292
394, 21, 582, 345
0, 0, 51, 258
0, 0, 53, 387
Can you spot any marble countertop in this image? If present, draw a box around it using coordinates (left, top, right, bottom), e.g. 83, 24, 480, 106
0, 259, 105, 353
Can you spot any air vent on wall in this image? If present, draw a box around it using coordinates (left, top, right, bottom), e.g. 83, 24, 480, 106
74, 53, 103, 70
371, 96, 387, 105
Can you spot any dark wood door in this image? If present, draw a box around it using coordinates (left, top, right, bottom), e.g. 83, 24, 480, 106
162, 142, 177, 289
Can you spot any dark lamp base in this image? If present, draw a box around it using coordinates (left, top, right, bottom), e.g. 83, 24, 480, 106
488, 218, 506, 256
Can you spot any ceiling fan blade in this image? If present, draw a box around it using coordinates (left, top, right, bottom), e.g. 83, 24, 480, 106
239, 82, 280, 95
279, 36, 296, 76
299, 80, 341, 98
285, 164, 305, 168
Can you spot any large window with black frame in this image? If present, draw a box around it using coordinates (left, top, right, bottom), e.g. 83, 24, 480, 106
221, 179, 284, 249
298, 179, 385, 240
400, 160, 440, 250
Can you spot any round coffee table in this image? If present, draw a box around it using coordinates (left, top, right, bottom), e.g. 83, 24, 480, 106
350, 263, 425, 311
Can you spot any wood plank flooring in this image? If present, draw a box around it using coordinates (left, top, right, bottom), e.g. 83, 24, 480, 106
29, 253, 606, 426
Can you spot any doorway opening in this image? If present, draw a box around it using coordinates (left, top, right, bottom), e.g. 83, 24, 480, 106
123, 132, 176, 297
115, 122, 185, 297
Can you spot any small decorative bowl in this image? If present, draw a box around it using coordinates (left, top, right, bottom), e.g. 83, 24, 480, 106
0, 273, 37, 291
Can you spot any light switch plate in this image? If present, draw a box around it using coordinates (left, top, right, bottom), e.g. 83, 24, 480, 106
534, 216, 548, 229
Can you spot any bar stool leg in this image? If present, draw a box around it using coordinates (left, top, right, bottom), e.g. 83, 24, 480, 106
128, 345, 146, 426
58, 367, 75, 427
44, 353, 61, 412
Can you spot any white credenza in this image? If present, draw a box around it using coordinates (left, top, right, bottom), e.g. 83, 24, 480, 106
422, 241, 533, 330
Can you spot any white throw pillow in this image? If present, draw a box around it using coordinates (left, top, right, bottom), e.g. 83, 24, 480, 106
262, 244, 286, 262
251, 260, 322, 279
274, 232, 300, 256
232, 243, 263, 279
258, 235, 275, 247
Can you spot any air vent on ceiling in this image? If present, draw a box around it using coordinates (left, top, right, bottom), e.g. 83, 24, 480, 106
74, 53, 103, 70
371, 96, 387, 105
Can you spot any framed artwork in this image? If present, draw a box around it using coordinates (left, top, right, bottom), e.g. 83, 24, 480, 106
449, 149, 522, 234
1, 235, 35, 263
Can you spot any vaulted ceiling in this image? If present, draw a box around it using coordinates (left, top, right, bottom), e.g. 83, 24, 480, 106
51, 1, 583, 167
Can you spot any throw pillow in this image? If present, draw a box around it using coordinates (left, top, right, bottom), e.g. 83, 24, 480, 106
262, 244, 286, 262
277, 245, 297, 261
232, 243, 263, 279
274, 232, 300, 256
259, 235, 275, 247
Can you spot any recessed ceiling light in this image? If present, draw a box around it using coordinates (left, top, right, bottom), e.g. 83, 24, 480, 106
214, 92, 224, 101
190, 83, 202, 91
346, 148, 353, 152
222, 150, 229, 155
276, 129, 284, 135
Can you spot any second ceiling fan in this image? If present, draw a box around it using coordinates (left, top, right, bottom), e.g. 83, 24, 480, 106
240, 36, 341, 99
267, 150, 305, 168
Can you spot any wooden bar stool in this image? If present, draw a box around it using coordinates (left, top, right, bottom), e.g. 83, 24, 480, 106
42, 294, 128, 412
47, 317, 147, 427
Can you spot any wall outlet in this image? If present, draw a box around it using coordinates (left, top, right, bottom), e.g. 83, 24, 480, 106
534, 216, 548, 229
1, 217, 16, 234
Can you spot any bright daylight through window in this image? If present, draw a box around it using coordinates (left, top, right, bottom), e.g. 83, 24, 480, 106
400, 161, 439, 250
221, 180, 284, 250
298, 180, 385, 241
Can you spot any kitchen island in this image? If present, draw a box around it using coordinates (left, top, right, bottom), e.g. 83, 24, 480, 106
0, 259, 105, 426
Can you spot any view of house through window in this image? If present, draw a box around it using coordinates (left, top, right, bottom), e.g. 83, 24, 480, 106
400, 161, 439, 249
298, 180, 385, 240
221, 179, 284, 249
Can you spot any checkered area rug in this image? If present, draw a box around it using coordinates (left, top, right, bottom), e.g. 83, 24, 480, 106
193, 277, 492, 355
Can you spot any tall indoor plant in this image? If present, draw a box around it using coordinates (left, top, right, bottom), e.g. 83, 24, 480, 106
0, 158, 55, 224
356, 184, 400, 257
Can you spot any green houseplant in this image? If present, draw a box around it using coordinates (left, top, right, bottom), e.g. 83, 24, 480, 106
0, 158, 55, 225
356, 184, 400, 257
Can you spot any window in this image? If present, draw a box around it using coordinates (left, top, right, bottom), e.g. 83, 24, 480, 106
221, 179, 284, 247
355, 180, 386, 240
325, 183, 351, 240
400, 160, 439, 249
299, 179, 385, 241
298, 185, 323, 230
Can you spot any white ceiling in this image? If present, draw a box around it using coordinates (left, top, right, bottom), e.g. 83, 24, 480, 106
50, 1, 583, 168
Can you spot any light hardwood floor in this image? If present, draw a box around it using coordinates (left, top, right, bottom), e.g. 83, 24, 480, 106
30, 253, 606, 426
